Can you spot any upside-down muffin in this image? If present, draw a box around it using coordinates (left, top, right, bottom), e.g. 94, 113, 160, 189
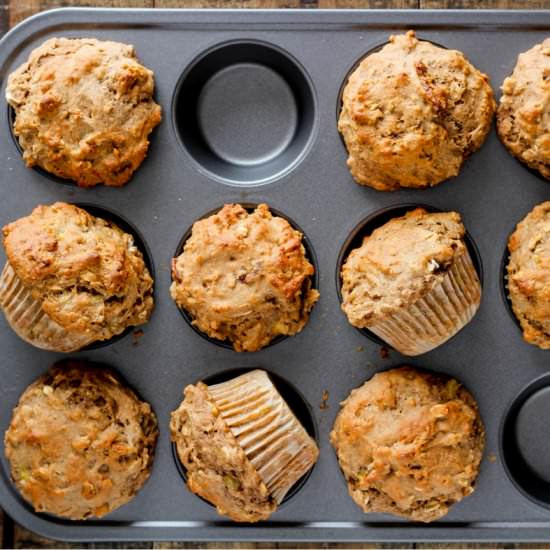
0, 202, 154, 352
170, 369, 319, 522
341, 208, 481, 356
330, 366, 485, 522
497, 38, 550, 180
4, 360, 158, 520
338, 30, 495, 190
507, 202, 550, 349
170, 204, 319, 352
6, 37, 161, 187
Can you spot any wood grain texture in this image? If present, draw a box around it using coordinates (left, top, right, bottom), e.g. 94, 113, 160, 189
154, 0, 310, 7
0, 0, 549, 548
12, 523, 153, 549
7, 0, 153, 28
319, 0, 419, 7
151, 544, 412, 549
420, 0, 550, 7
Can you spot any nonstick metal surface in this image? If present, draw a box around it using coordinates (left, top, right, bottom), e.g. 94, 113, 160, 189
0, 8, 549, 542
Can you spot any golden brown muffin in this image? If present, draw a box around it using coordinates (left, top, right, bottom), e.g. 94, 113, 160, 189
341, 208, 481, 356
6, 37, 161, 187
330, 366, 485, 522
338, 30, 495, 191
4, 361, 158, 520
170, 370, 319, 523
170, 204, 319, 352
507, 202, 550, 349
0, 202, 154, 352
497, 38, 550, 180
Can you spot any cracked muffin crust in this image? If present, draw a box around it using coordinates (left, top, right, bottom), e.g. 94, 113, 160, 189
507, 202, 550, 349
170, 370, 319, 523
497, 38, 550, 180
338, 30, 495, 190
0, 202, 154, 352
341, 208, 481, 355
4, 361, 158, 520
330, 366, 485, 522
6, 37, 161, 187
170, 204, 319, 352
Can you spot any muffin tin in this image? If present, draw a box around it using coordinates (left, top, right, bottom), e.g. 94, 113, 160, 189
0, 7, 549, 543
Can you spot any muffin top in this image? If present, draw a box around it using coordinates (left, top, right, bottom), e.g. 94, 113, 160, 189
497, 38, 550, 180
171, 204, 319, 352
170, 381, 276, 522
507, 201, 550, 349
330, 366, 485, 522
2, 202, 154, 342
4, 361, 158, 520
6, 37, 161, 187
341, 208, 467, 326
338, 30, 495, 191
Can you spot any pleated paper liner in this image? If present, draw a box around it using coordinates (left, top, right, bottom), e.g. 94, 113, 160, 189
208, 369, 319, 504
0, 262, 95, 352
369, 251, 481, 356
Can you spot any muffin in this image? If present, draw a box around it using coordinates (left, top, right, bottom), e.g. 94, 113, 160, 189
330, 366, 485, 522
341, 208, 481, 356
507, 202, 550, 349
338, 30, 495, 191
170, 369, 319, 522
497, 38, 550, 180
4, 360, 158, 520
0, 202, 154, 352
170, 204, 319, 352
6, 37, 161, 187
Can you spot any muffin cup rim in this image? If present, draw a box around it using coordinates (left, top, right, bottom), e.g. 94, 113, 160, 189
500, 371, 550, 510
170, 38, 318, 189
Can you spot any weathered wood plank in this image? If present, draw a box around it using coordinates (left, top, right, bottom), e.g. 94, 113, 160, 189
153, 0, 311, 7
152, 543, 413, 549
319, 0, 419, 7
420, 0, 550, 8
8, 0, 153, 29
13, 522, 153, 548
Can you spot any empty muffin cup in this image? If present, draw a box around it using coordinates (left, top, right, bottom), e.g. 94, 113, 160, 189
501, 372, 550, 509
173, 41, 316, 186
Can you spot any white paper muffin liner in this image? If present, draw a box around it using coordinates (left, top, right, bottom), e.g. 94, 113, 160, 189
208, 370, 319, 504
0, 262, 95, 352
369, 252, 481, 356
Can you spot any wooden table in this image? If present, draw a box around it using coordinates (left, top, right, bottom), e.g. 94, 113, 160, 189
1, 0, 549, 547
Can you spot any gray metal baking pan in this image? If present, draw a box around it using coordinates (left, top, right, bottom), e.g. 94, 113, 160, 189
0, 7, 549, 543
